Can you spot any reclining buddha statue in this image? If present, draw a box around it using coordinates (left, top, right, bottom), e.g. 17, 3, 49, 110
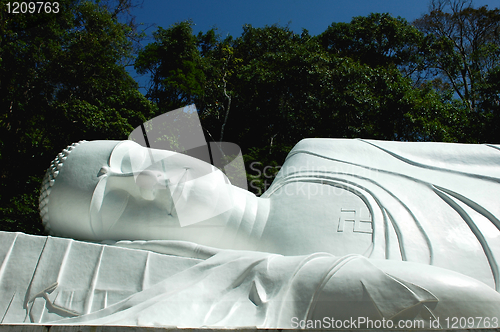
2, 134, 500, 328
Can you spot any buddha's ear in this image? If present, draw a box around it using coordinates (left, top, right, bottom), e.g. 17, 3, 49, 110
90, 176, 129, 239
90, 175, 107, 237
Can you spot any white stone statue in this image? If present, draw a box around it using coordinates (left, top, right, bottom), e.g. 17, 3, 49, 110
2, 138, 500, 328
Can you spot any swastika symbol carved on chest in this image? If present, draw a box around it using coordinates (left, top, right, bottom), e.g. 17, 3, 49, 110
337, 208, 373, 234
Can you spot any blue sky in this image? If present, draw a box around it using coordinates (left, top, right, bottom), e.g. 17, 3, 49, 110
129, 0, 497, 90
134, 0, 433, 39
132, 0, 496, 38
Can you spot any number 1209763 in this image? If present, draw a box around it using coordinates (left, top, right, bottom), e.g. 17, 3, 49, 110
6, 2, 59, 14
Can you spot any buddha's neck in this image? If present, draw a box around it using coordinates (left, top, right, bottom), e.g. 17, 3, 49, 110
220, 186, 270, 250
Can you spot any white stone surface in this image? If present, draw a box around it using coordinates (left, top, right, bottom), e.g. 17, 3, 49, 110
3, 138, 500, 328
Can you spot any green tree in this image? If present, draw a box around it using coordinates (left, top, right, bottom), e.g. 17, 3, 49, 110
135, 21, 206, 112
477, 66, 500, 142
414, 0, 500, 114
319, 13, 426, 78
0, 0, 156, 233
195, 30, 241, 142
228, 25, 331, 148
224, 25, 460, 146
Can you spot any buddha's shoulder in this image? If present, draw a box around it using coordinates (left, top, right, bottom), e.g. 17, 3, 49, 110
288, 138, 500, 166
286, 138, 386, 166
291, 137, 499, 150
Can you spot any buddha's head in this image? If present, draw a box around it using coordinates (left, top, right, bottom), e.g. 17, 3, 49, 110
39, 140, 235, 241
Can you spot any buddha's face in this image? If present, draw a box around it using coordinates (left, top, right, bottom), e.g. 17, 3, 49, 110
45, 140, 235, 241
92, 141, 235, 240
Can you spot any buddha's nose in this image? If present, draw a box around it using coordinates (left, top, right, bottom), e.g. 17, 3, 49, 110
136, 170, 165, 200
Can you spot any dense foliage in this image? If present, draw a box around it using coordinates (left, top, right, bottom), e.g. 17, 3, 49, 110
0, 0, 156, 233
414, 0, 500, 142
1, 0, 499, 232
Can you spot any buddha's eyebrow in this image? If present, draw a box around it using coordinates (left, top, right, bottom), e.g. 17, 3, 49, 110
99, 166, 137, 178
